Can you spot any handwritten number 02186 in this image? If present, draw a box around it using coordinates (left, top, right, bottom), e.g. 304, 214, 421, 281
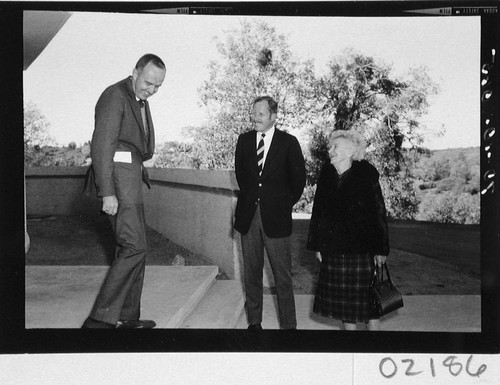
379, 355, 487, 378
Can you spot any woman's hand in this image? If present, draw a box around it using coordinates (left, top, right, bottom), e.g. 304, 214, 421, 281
374, 255, 386, 267
316, 252, 322, 262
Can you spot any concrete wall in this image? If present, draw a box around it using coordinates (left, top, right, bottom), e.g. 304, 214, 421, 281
144, 168, 243, 281
25, 167, 100, 217
25, 167, 246, 281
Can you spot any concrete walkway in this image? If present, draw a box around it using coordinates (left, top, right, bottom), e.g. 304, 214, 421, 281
235, 294, 481, 332
25, 265, 218, 328
26, 265, 480, 332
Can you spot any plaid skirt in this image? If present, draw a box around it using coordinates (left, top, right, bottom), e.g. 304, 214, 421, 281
313, 252, 375, 323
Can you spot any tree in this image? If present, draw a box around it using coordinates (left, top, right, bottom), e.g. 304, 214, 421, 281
185, 23, 442, 219
450, 151, 473, 182
152, 141, 201, 169
307, 50, 440, 219
418, 191, 479, 224
24, 102, 93, 166
415, 155, 451, 182
24, 101, 56, 166
305, 122, 330, 185
452, 193, 480, 224
187, 20, 316, 169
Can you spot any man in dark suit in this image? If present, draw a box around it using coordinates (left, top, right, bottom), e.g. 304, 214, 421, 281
234, 96, 306, 330
82, 54, 166, 328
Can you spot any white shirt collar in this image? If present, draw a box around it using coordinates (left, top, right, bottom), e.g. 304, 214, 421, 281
258, 125, 275, 140
256, 126, 275, 169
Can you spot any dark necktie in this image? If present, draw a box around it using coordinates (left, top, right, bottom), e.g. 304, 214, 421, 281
139, 100, 149, 137
257, 133, 265, 176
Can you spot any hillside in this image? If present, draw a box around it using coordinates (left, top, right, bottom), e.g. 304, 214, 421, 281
411, 146, 480, 224
432, 146, 479, 162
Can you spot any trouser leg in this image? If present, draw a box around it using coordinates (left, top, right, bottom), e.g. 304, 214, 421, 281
118, 256, 146, 321
90, 203, 148, 324
241, 209, 265, 326
264, 231, 296, 329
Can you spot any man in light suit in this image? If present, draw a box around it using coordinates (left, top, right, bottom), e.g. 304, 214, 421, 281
234, 96, 306, 330
82, 54, 166, 328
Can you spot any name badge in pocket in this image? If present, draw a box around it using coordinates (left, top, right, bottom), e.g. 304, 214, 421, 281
113, 151, 132, 163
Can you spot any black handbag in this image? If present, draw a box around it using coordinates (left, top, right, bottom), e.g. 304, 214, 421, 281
369, 262, 403, 317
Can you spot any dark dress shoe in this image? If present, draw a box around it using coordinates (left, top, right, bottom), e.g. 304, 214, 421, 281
247, 324, 263, 331
116, 319, 156, 329
81, 317, 116, 329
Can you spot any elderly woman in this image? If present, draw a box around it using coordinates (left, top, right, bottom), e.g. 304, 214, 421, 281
307, 130, 389, 331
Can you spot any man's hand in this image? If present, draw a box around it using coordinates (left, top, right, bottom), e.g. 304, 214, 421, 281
102, 195, 119, 216
315, 252, 322, 263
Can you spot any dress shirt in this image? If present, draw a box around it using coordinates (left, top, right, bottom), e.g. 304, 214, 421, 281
255, 126, 275, 170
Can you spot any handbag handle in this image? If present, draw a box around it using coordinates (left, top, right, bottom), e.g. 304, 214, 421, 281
382, 262, 390, 281
372, 262, 392, 283
371, 264, 379, 286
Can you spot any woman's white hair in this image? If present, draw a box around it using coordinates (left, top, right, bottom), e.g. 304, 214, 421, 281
329, 130, 366, 161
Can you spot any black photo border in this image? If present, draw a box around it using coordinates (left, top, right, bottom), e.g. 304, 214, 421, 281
1, 0, 499, 354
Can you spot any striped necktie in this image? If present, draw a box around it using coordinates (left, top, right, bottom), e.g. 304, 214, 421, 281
257, 133, 265, 176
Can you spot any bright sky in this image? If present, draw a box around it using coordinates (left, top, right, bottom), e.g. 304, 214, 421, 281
23, 12, 480, 150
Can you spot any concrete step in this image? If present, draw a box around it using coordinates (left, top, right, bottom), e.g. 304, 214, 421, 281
141, 266, 218, 328
180, 280, 244, 329
25, 265, 218, 328
235, 294, 481, 332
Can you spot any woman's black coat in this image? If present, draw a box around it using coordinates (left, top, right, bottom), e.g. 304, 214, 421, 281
307, 160, 389, 255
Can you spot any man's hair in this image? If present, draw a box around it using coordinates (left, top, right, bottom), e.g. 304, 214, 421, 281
253, 96, 278, 115
135, 54, 165, 71
329, 130, 366, 161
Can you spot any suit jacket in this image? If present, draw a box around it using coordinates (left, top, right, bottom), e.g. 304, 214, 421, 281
234, 128, 306, 238
84, 77, 155, 203
307, 160, 389, 256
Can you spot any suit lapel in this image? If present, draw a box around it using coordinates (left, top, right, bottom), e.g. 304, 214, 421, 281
124, 77, 153, 158
261, 129, 282, 178
248, 130, 258, 169
125, 78, 147, 139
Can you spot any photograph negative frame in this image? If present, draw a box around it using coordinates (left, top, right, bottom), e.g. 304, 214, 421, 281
2, 1, 499, 354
